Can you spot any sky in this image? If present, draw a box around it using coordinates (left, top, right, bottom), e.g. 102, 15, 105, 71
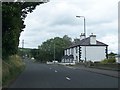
19, 0, 119, 54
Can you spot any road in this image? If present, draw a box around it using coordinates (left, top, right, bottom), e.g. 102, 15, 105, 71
9, 59, 118, 88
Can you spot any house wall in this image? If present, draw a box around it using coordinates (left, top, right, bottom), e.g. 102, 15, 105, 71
66, 47, 79, 63
64, 50, 66, 55
65, 46, 80, 63
73, 46, 80, 63
81, 46, 106, 62
116, 57, 120, 63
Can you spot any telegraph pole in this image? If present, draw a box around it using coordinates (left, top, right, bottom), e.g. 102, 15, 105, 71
54, 43, 55, 64
22, 40, 24, 58
22, 39, 24, 49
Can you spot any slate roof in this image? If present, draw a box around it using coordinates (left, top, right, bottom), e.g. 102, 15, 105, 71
66, 37, 108, 49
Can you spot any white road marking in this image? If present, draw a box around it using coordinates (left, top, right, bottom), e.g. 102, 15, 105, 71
68, 66, 76, 69
66, 77, 71, 80
50, 68, 52, 69
55, 70, 58, 72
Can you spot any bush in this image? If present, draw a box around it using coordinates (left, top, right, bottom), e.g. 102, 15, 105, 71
108, 58, 116, 63
2, 55, 25, 86
100, 58, 116, 64
0, 62, 2, 87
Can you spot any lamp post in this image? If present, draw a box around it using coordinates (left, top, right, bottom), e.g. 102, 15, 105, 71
76, 16, 86, 37
22, 39, 24, 59
76, 16, 86, 64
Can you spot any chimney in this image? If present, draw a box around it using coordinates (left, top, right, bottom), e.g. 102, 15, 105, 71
90, 33, 96, 45
80, 33, 85, 40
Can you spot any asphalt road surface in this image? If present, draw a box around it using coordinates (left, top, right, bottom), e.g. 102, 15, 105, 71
9, 59, 118, 88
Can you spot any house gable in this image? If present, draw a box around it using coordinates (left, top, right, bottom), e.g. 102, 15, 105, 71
62, 34, 108, 63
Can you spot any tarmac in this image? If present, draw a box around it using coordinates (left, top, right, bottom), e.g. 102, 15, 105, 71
66, 65, 119, 78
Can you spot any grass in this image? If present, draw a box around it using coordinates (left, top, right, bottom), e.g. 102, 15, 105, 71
2, 55, 25, 87
0, 58, 2, 87
100, 58, 116, 64
89, 58, 119, 71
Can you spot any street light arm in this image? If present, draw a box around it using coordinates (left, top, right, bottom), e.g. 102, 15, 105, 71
76, 15, 86, 37
76, 16, 85, 18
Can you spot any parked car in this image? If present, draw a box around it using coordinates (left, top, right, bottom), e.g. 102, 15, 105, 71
52, 60, 58, 64
46, 61, 53, 64
31, 57, 34, 60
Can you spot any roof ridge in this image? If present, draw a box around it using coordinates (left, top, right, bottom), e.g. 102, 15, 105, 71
79, 37, 90, 44
65, 37, 108, 49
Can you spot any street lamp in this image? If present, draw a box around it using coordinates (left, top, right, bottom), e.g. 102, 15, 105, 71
76, 16, 86, 38
22, 39, 24, 59
76, 16, 87, 64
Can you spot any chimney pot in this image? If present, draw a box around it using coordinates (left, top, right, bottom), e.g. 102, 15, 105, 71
80, 33, 85, 40
90, 33, 96, 44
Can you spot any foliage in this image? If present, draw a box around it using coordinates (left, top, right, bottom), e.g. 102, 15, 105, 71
30, 49, 39, 59
2, 55, 25, 86
18, 48, 32, 58
100, 58, 116, 64
73, 38, 80, 44
2, 2, 43, 60
108, 52, 117, 56
34, 35, 72, 62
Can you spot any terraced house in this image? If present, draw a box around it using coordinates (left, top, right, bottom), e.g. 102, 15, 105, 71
62, 33, 108, 63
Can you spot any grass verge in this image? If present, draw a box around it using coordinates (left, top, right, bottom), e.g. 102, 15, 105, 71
2, 55, 25, 87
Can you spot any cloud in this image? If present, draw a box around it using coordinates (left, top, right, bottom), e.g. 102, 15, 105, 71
19, 0, 119, 53
98, 34, 118, 53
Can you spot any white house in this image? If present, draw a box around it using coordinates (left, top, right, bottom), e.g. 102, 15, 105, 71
115, 55, 120, 63
61, 33, 108, 63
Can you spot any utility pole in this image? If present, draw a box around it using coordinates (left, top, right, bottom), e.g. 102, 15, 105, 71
22, 39, 24, 49
22, 39, 24, 58
54, 43, 55, 64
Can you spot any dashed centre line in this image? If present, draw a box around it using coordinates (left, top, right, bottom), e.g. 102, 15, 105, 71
66, 77, 71, 80
55, 70, 58, 72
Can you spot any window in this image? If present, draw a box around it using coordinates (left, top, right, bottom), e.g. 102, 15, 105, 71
68, 49, 70, 54
65, 50, 66, 55
66, 50, 68, 55
69, 49, 70, 54
71, 48, 73, 55
76, 47, 78, 53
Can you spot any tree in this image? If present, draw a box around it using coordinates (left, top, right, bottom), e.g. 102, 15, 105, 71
2, 2, 43, 60
73, 38, 80, 44
63, 35, 72, 43
36, 36, 72, 62
108, 52, 117, 56
30, 49, 39, 59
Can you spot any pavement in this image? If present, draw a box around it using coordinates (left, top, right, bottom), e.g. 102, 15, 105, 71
66, 65, 119, 78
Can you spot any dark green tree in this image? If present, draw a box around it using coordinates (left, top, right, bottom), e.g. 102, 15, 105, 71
2, 2, 43, 60
74, 38, 80, 44
108, 52, 117, 56
37, 36, 72, 62
30, 49, 39, 59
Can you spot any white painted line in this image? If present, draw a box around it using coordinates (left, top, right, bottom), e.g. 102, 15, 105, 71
66, 77, 71, 80
66, 66, 76, 69
50, 68, 52, 69
55, 70, 58, 72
